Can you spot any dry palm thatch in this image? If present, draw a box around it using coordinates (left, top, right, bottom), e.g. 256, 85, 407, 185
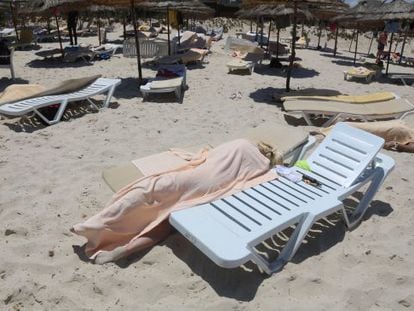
241, 0, 344, 91
360, 0, 414, 22
19, 0, 88, 14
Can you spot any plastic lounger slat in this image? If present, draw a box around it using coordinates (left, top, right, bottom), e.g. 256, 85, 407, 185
239, 190, 283, 216
223, 195, 273, 223
210, 202, 252, 232
295, 167, 341, 189
271, 178, 320, 199
216, 198, 263, 227
264, 181, 309, 204
311, 157, 354, 181
249, 186, 298, 211
279, 177, 330, 196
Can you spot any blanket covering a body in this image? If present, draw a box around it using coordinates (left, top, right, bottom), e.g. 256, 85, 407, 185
73, 139, 277, 258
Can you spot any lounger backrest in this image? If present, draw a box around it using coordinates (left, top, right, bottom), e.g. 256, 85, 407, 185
306, 123, 385, 188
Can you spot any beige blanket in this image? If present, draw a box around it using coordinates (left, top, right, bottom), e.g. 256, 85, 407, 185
73, 139, 277, 258
320, 120, 414, 151
0, 84, 46, 105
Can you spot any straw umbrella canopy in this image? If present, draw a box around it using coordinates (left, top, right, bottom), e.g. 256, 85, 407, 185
0, 0, 29, 40
19, 0, 88, 57
358, 0, 414, 74
138, 0, 214, 55
333, 0, 384, 64
241, 0, 345, 92
237, 4, 314, 57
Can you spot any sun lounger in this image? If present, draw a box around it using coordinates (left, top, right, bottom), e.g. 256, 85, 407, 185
227, 49, 264, 74
140, 64, 186, 102
389, 74, 414, 87
344, 66, 380, 82
282, 92, 397, 104
284, 97, 414, 127
0, 77, 121, 125
102, 123, 316, 192
169, 123, 395, 274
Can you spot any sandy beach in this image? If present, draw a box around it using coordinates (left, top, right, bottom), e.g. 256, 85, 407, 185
1, 23, 414, 310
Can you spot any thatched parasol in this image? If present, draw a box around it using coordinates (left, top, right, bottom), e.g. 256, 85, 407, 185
138, 0, 213, 55
358, 0, 414, 74
334, 0, 384, 64
241, 0, 345, 92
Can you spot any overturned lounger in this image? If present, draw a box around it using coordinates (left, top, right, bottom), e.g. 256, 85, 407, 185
0, 78, 121, 125
169, 123, 395, 274
284, 98, 414, 127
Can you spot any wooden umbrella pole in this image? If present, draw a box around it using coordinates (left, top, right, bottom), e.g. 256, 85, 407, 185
54, 15, 64, 58
333, 25, 339, 57
367, 31, 374, 55
399, 29, 408, 65
47, 17, 51, 34
122, 14, 127, 38
267, 20, 272, 54
98, 15, 101, 45
286, 1, 298, 92
353, 28, 359, 65
250, 18, 253, 32
348, 29, 355, 52
276, 27, 280, 59
260, 17, 264, 48
167, 6, 171, 55
130, 0, 143, 83
178, 18, 181, 46
317, 20, 322, 48
385, 31, 394, 75
9, 3, 19, 41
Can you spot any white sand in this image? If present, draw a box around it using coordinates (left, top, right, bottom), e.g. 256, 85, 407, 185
1, 24, 414, 310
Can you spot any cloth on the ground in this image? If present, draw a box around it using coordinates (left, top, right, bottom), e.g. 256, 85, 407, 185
320, 120, 414, 150
0, 84, 46, 105
73, 139, 277, 258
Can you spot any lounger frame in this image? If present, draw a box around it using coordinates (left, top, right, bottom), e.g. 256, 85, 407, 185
0, 78, 121, 125
169, 123, 395, 275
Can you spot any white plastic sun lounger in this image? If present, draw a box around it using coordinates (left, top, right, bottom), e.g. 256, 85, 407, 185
0, 78, 121, 125
284, 98, 414, 127
170, 123, 395, 275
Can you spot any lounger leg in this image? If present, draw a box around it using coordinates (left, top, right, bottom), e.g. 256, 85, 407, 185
175, 87, 181, 102
103, 85, 116, 108
10, 64, 15, 80
34, 99, 68, 125
302, 112, 314, 125
342, 168, 385, 228
248, 214, 315, 275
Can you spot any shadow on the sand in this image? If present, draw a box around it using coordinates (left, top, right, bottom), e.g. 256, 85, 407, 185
113, 77, 142, 99
165, 198, 393, 301
331, 59, 363, 67
27, 58, 94, 68
1, 100, 119, 133
249, 87, 282, 105
0, 78, 30, 91
254, 66, 320, 79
